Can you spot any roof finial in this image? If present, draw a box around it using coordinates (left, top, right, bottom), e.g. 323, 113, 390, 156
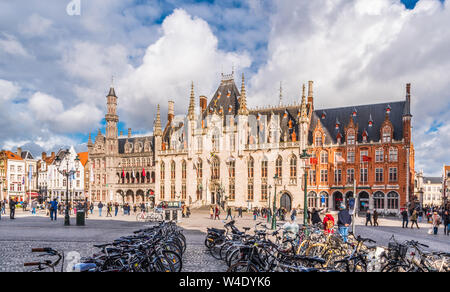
279, 81, 283, 106
188, 81, 195, 120
154, 104, 162, 136
238, 73, 249, 115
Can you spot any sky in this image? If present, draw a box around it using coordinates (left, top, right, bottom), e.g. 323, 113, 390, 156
0, 0, 449, 176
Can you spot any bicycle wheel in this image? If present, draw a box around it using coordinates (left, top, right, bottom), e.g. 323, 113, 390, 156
382, 263, 409, 272
136, 212, 145, 222
152, 250, 182, 272
227, 261, 259, 272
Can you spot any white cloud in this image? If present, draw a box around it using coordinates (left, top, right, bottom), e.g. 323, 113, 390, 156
0, 33, 30, 57
0, 79, 20, 101
118, 8, 252, 128
19, 13, 53, 36
249, 0, 450, 175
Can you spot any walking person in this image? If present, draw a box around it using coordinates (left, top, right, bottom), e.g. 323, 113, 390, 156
365, 210, 373, 226
410, 209, 420, 229
373, 209, 379, 227
432, 212, 441, 235
253, 208, 257, 221
114, 202, 119, 217
214, 205, 220, 220
310, 208, 323, 226
401, 209, 409, 228
106, 203, 112, 217
31, 200, 37, 215
98, 201, 103, 217
443, 210, 450, 236
1, 199, 6, 215
9, 198, 17, 219
337, 205, 352, 243
210, 205, 214, 220
89, 203, 94, 215
290, 208, 297, 222
226, 207, 233, 220
238, 207, 243, 218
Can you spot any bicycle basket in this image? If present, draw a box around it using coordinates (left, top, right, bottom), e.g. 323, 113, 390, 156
388, 242, 408, 259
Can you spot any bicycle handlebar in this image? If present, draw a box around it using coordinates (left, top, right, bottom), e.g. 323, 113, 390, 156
31, 248, 53, 253
24, 262, 41, 267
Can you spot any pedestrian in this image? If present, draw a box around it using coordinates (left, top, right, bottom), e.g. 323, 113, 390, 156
432, 212, 441, 235
98, 201, 103, 217
226, 207, 233, 220
443, 210, 450, 236
0, 200, 2, 220
210, 206, 214, 220
418, 209, 423, 223
133, 204, 137, 214
1, 199, 6, 215
337, 205, 352, 243
186, 206, 191, 218
310, 208, 323, 226
323, 213, 335, 234
365, 210, 373, 226
238, 207, 243, 218
106, 203, 112, 217
50, 198, 58, 221
410, 209, 419, 229
401, 209, 409, 228
9, 198, 17, 219
373, 209, 379, 227
31, 200, 37, 215
89, 203, 94, 215
253, 208, 257, 220
214, 205, 220, 220
114, 202, 119, 217
290, 208, 297, 222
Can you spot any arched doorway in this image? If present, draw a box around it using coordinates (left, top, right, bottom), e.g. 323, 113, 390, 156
345, 191, 354, 209
333, 191, 343, 210
126, 190, 134, 204
358, 191, 370, 211
280, 193, 292, 212
307, 192, 317, 209
136, 190, 145, 203
319, 191, 329, 209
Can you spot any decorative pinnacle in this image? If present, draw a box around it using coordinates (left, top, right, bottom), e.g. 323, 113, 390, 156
154, 104, 162, 136
188, 81, 195, 120
238, 73, 249, 115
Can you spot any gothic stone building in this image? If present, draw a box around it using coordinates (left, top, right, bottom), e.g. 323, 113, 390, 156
89, 74, 414, 213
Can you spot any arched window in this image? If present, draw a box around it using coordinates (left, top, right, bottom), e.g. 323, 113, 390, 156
374, 192, 385, 209
290, 155, 297, 179
276, 156, 283, 178
389, 147, 398, 162
347, 130, 355, 145
171, 161, 176, 180
308, 192, 318, 208
375, 148, 384, 162
182, 160, 187, 180
382, 127, 391, 143
320, 151, 328, 164
248, 157, 254, 178
211, 157, 220, 180
160, 162, 165, 180
387, 191, 399, 210
261, 159, 268, 178
197, 159, 203, 179
228, 160, 235, 178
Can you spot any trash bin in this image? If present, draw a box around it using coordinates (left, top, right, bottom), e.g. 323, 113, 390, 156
76, 209, 85, 226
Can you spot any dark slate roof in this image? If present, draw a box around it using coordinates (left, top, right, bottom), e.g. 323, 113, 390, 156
107, 87, 117, 97
308, 101, 406, 144
423, 177, 442, 184
204, 79, 241, 117
21, 151, 34, 160
250, 106, 301, 142
118, 136, 154, 154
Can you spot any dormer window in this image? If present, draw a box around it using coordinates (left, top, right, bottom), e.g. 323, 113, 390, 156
353, 108, 357, 117
217, 91, 222, 99
347, 130, 355, 145
321, 111, 326, 119
386, 105, 391, 114
382, 126, 391, 143
227, 90, 231, 97
315, 133, 323, 146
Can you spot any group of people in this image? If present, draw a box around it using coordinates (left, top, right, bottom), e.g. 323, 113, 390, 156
401, 207, 450, 235
0, 198, 18, 220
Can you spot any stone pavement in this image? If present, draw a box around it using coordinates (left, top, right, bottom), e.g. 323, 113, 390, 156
0, 209, 448, 272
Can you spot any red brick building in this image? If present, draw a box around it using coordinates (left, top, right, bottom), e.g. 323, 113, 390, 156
306, 84, 414, 214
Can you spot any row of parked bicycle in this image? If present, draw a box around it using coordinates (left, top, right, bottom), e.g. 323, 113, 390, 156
24, 221, 185, 272
205, 220, 449, 272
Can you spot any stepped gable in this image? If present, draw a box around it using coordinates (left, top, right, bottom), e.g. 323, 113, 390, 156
308, 101, 406, 144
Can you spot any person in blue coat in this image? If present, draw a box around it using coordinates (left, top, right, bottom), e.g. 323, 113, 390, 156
50, 199, 58, 221
337, 205, 352, 243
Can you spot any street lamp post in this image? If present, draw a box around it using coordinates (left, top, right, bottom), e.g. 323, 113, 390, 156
272, 174, 278, 230
55, 149, 80, 226
268, 185, 272, 223
300, 149, 312, 229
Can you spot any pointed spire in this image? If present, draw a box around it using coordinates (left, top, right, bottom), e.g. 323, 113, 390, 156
300, 84, 308, 121
87, 133, 93, 147
154, 104, 162, 136
188, 81, 195, 120
279, 81, 283, 106
238, 73, 249, 115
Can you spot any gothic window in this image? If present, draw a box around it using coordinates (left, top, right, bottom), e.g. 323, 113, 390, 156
320, 169, 328, 183
247, 184, 254, 201
320, 151, 328, 164
261, 184, 268, 201
229, 181, 235, 201
382, 127, 391, 143
387, 192, 399, 209
160, 162, 165, 180
275, 156, 283, 178
171, 161, 176, 180
315, 133, 323, 146
182, 160, 187, 180
374, 192, 385, 209
212, 131, 220, 151
290, 155, 297, 178
248, 157, 254, 178
261, 160, 268, 178
347, 169, 355, 184
228, 160, 235, 178
347, 130, 355, 145
389, 167, 398, 182
308, 192, 318, 209
375, 168, 384, 182
211, 157, 220, 180
197, 159, 203, 179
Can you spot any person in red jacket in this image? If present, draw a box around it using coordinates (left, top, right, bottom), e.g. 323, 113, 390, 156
323, 213, 335, 234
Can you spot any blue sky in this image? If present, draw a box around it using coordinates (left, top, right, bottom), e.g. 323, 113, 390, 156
0, 0, 449, 176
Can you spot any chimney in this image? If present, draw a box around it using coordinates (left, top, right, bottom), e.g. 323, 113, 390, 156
51, 152, 55, 159
199, 96, 207, 112
128, 128, 132, 138
307, 81, 314, 104
168, 101, 174, 123
17, 147, 22, 157
42, 152, 47, 160
406, 83, 411, 99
